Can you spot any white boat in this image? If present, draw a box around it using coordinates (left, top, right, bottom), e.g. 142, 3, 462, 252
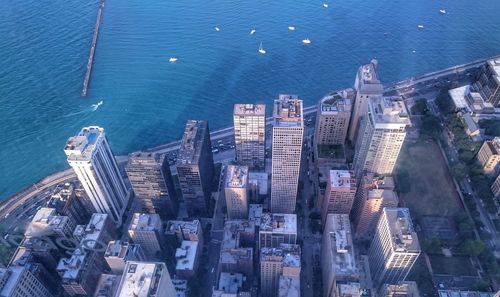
439, 9, 446, 14
214, 26, 220, 32
169, 57, 178, 63
250, 29, 256, 35
302, 38, 311, 44
288, 26, 296, 31
417, 25, 424, 29
258, 42, 266, 54
323, 3, 328, 8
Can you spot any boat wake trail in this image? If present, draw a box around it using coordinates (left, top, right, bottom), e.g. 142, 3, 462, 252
63, 100, 103, 117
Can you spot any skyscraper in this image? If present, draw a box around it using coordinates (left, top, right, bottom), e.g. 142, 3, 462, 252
271, 95, 304, 214
347, 60, 384, 144
321, 170, 356, 225
314, 89, 354, 146
477, 137, 500, 176
224, 165, 249, 219
260, 244, 301, 297
64, 126, 130, 225
473, 58, 500, 107
0, 264, 54, 297
128, 213, 164, 258
115, 262, 177, 297
233, 104, 266, 170
259, 213, 297, 249
176, 120, 215, 217
368, 208, 420, 290
126, 152, 178, 219
353, 97, 411, 180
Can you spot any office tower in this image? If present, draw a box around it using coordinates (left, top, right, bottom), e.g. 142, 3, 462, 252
248, 172, 268, 203
368, 208, 420, 290
322, 214, 358, 297
64, 126, 130, 225
219, 220, 255, 277
224, 165, 249, 219
474, 58, 500, 107
259, 213, 297, 249
166, 220, 203, 244
321, 170, 356, 224
94, 274, 120, 297
48, 182, 90, 225
382, 281, 420, 297
126, 152, 179, 219
314, 89, 354, 146
353, 174, 399, 238
260, 244, 301, 297
176, 120, 215, 217
233, 104, 266, 170
115, 262, 177, 297
104, 240, 145, 274
337, 283, 363, 297
0, 264, 53, 297
492, 174, 500, 197
24, 207, 75, 241
128, 213, 164, 258
353, 97, 411, 180
477, 137, 500, 175
175, 241, 200, 279
271, 95, 304, 213
347, 59, 384, 144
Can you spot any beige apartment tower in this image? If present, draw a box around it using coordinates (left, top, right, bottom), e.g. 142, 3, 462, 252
271, 95, 304, 214
368, 208, 420, 290
224, 165, 249, 219
314, 89, 354, 146
347, 60, 384, 144
260, 244, 301, 297
353, 174, 399, 238
492, 174, 500, 198
321, 170, 356, 225
233, 104, 266, 170
477, 137, 500, 175
128, 213, 164, 258
353, 97, 410, 180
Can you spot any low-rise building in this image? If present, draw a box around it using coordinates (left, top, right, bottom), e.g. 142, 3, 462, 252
278, 276, 300, 297
260, 244, 301, 297
104, 240, 145, 274
212, 272, 247, 296
477, 137, 500, 175
93, 274, 120, 297
115, 261, 177, 297
382, 281, 420, 297
219, 220, 255, 277
24, 207, 75, 241
248, 204, 263, 226
259, 213, 297, 249
166, 219, 203, 244
172, 279, 188, 297
175, 241, 199, 279
128, 213, 164, 258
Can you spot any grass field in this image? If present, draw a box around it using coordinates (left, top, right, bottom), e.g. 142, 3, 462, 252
395, 140, 465, 218
429, 255, 476, 276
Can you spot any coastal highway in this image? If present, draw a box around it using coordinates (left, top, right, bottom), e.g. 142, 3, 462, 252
1, 55, 496, 230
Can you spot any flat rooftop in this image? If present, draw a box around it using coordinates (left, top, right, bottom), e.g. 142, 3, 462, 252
279, 276, 300, 297
129, 213, 161, 232
177, 120, 208, 165
337, 283, 362, 297
127, 152, 163, 166
217, 272, 245, 294
225, 165, 248, 188
369, 96, 411, 127
166, 220, 200, 235
0, 266, 24, 297
273, 95, 303, 127
116, 262, 167, 297
222, 220, 255, 250
358, 60, 381, 85
485, 137, 500, 154
261, 244, 301, 267
329, 170, 354, 189
57, 248, 88, 281
64, 126, 104, 162
385, 208, 421, 253
248, 172, 268, 195
249, 204, 263, 226
84, 213, 110, 249
105, 240, 132, 259
325, 214, 357, 277
487, 58, 500, 83
220, 247, 253, 265
319, 89, 354, 114
260, 213, 297, 234
175, 241, 198, 271
172, 279, 187, 297
367, 188, 398, 202
448, 85, 471, 110
94, 274, 119, 297
234, 103, 266, 116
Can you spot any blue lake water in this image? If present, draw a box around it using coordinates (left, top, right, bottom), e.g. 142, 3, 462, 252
1, 0, 500, 199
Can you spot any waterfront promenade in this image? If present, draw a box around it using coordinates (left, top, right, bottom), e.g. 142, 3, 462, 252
1, 54, 497, 226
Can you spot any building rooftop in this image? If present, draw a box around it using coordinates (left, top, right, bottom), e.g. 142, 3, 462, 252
383, 281, 420, 297
222, 220, 255, 250
369, 96, 411, 128
260, 213, 297, 234
177, 120, 208, 165
234, 104, 266, 116
367, 188, 398, 202
261, 244, 301, 267
127, 151, 163, 166
485, 137, 500, 154
64, 126, 104, 162
57, 248, 88, 282
358, 60, 381, 84
225, 165, 248, 188
438, 290, 495, 297
172, 279, 187, 297
94, 274, 120, 297
385, 208, 421, 253
273, 95, 303, 127
325, 214, 357, 277
116, 262, 167, 297
448, 85, 471, 110
337, 283, 362, 297
166, 220, 201, 237
278, 276, 300, 297
175, 241, 198, 271
487, 58, 500, 83
217, 272, 245, 294
248, 172, 268, 195
0, 265, 23, 297
104, 240, 136, 259
329, 170, 354, 189
51, 182, 74, 201
248, 204, 263, 226
129, 213, 161, 232
319, 89, 354, 114
24, 207, 60, 238
83, 213, 110, 249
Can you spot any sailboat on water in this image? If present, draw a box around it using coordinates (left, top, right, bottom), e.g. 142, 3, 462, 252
258, 42, 266, 54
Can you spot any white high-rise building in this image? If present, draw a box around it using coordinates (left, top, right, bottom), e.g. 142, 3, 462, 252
233, 104, 266, 170
348, 60, 384, 144
115, 262, 177, 297
271, 95, 304, 214
353, 97, 411, 180
224, 165, 249, 219
64, 126, 129, 225
368, 208, 420, 290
